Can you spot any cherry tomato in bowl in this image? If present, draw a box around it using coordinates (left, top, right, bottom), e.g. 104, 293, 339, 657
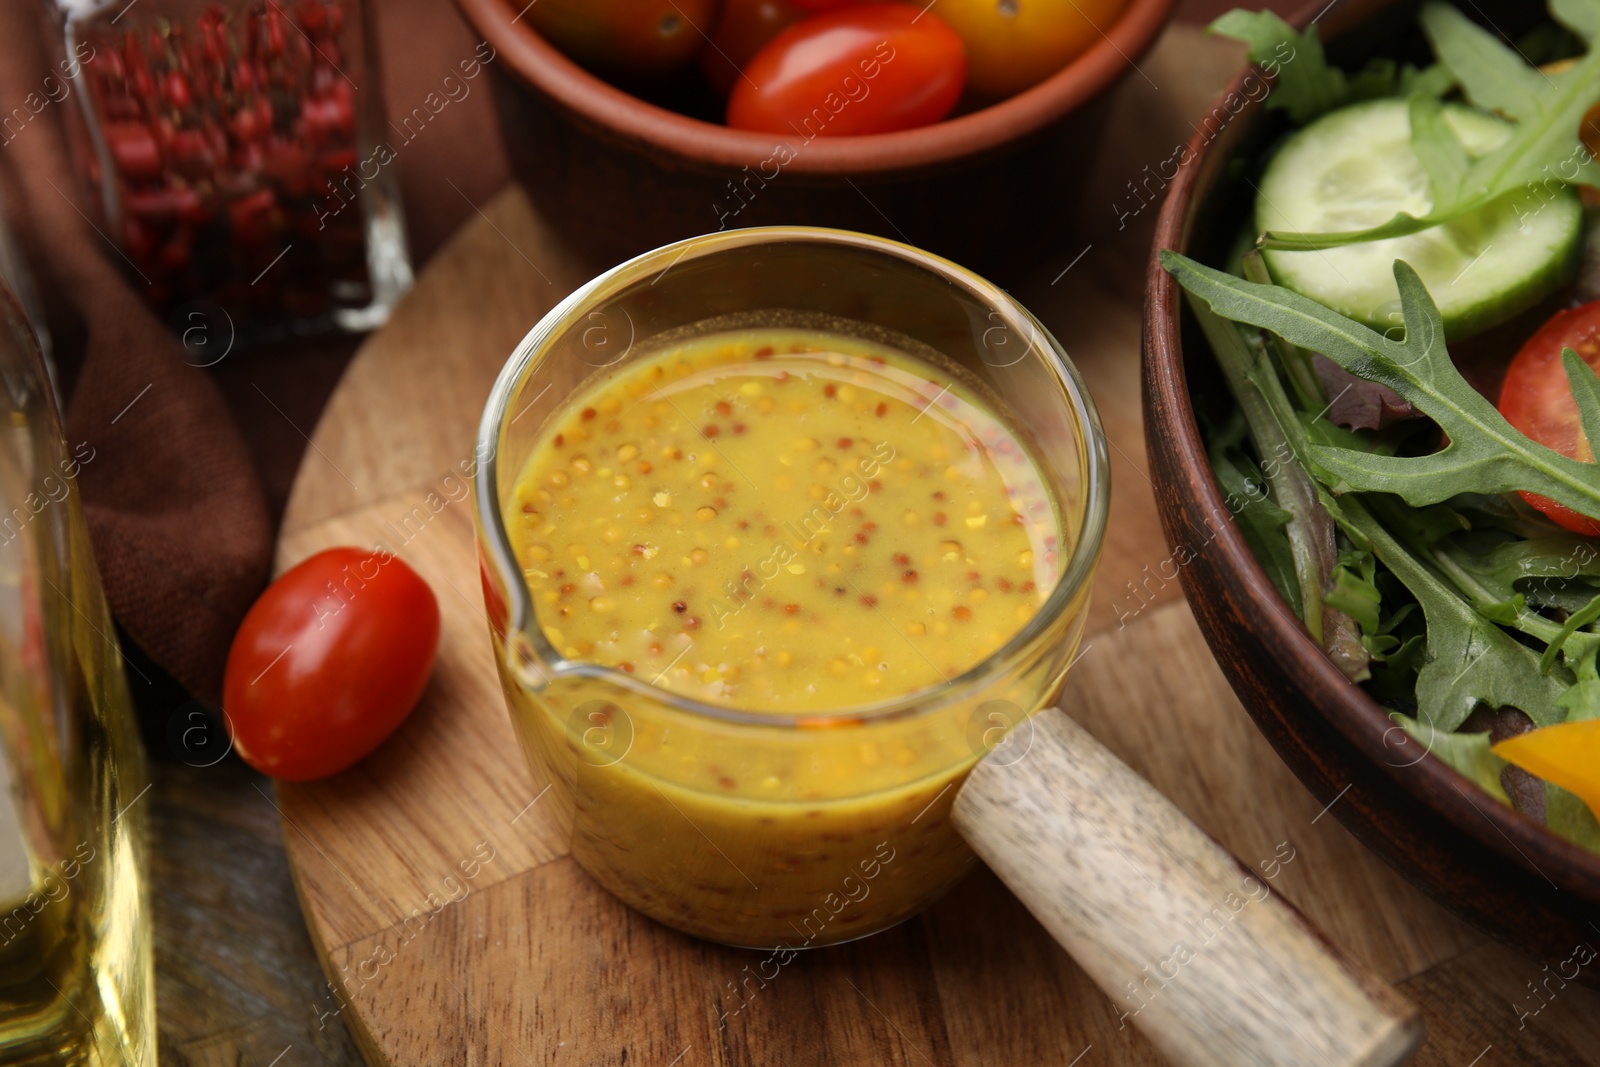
727, 4, 966, 136
935, 0, 1129, 100
702, 0, 813, 95
522, 0, 721, 81
1497, 300, 1600, 536
223, 546, 441, 781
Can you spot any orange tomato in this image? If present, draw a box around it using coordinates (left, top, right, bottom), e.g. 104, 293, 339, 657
932, 0, 1129, 100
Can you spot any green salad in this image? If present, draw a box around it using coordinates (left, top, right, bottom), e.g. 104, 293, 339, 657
1167, 0, 1600, 854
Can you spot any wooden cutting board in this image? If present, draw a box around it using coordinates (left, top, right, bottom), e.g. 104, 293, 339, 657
271, 26, 1600, 1066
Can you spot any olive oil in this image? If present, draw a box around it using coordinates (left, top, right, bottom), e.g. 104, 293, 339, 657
0, 289, 154, 1065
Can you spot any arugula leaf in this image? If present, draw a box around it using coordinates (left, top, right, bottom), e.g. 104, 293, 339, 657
1386, 631, 1427, 667
1327, 561, 1382, 632
1258, 0, 1600, 251
1558, 645, 1600, 717
1366, 497, 1600, 668
1210, 423, 1304, 617
1368, 499, 1470, 545
1360, 569, 1425, 686
1408, 94, 1471, 206
1326, 547, 1406, 665
1209, 10, 1452, 126
1337, 495, 1573, 730
1209, 11, 1344, 124
1393, 713, 1512, 803
1186, 296, 1333, 628
1564, 348, 1600, 453
1449, 491, 1576, 539
1546, 782, 1600, 850
1186, 293, 1383, 682
1427, 540, 1599, 668
1428, 2, 1545, 120
1555, 0, 1600, 46
1398, 62, 1457, 101
1558, 682, 1600, 718
1435, 529, 1600, 622
1241, 252, 1325, 411
1304, 409, 1404, 457
1186, 287, 1372, 678
1541, 589, 1600, 670
1161, 253, 1600, 522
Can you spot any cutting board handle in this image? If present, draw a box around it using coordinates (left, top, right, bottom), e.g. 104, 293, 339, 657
951, 708, 1423, 1067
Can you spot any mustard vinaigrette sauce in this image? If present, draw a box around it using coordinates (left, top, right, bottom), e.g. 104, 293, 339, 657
508, 328, 1064, 711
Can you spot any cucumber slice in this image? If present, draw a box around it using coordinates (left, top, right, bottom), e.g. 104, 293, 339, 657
1257, 98, 1582, 341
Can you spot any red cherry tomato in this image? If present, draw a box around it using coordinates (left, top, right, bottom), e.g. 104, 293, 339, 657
521, 0, 720, 81
727, 4, 966, 136
702, 0, 812, 95
223, 546, 441, 781
1498, 301, 1600, 536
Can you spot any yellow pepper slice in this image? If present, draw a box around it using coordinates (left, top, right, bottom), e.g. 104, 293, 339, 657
1493, 720, 1600, 819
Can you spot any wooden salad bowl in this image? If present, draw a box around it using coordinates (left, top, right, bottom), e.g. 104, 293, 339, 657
453, 0, 1175, 280
1143, 0, 1600, 973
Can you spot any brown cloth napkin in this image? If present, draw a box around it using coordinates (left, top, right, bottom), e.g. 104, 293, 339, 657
0, 0, 509, 701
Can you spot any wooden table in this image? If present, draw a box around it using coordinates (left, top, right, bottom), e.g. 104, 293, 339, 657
147, 22, 1600, 1067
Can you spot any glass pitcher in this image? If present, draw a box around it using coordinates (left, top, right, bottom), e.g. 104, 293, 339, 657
474, 228, 1108, 949
0, 284, 155, 1065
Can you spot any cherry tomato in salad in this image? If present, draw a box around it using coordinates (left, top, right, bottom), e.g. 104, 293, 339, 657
522, 0, 720, 81
702, 0, 812, 95
934, 0, 1127, 99
1497, 301, 1600, 536
223, 546, 440, 781
727, 4, 966, 136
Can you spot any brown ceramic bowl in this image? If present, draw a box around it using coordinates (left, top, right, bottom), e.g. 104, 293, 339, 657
455, 0, 1174, 280
1144, 0, 1600, 970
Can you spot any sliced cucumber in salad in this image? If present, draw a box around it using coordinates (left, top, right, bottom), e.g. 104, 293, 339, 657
1256, 98, 1583, 340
